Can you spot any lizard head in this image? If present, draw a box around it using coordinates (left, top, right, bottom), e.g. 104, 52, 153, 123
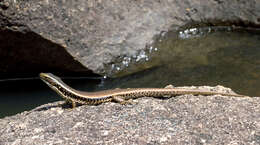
39, 73, 64, 92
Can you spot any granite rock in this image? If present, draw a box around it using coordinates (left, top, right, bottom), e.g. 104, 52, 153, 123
0, 0, 260, 76
0, 86, 259, 144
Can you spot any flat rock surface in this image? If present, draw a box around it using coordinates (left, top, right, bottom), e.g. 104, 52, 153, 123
0, 86, 259, 144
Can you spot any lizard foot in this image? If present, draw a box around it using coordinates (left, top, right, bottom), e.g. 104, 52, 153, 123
164, 84, 174, 89
60, 100, 77, 109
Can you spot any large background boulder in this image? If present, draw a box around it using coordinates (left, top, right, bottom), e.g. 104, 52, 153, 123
0, 0, 260, 76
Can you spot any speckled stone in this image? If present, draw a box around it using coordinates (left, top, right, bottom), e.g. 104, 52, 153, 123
0, 86, 259, 144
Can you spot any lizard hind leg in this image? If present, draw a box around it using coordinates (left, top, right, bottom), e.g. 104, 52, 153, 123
163, 84, 175, 98
112, 96, 135, 105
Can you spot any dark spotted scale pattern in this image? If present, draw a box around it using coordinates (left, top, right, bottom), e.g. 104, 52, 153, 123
57, 86, 113, 105
40, 73, 249, 107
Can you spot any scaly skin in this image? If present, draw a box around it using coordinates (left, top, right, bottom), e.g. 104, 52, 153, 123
40, 73, 249, 108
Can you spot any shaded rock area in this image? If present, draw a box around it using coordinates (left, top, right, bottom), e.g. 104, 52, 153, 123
0, 29, 90, 78
0, 0, 260, 76
0, 86, 259, 144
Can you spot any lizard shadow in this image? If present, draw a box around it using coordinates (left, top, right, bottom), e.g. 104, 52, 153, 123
30, 101, 85, 112
30, 96, 175, 113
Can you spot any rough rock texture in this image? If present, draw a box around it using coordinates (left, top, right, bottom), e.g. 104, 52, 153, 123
0, 0, 260, 76
0, 86, 259, 144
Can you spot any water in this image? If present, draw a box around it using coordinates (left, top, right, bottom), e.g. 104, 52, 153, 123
0, 79, 59, 118
0, 77, 102, 118
1, 26, 260, 118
